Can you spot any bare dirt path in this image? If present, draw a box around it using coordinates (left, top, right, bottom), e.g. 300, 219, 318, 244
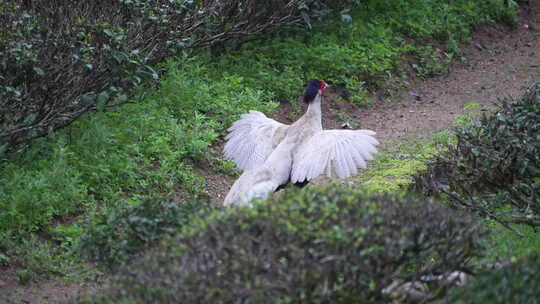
352, 3, 540, 144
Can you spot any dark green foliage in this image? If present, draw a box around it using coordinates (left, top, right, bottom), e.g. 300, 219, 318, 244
413, 83, 540, 230
79, 198, 213, 270
1, 235, 65, 284
0, 0, 357, 152
0, 0, 161, 151
367, 0, 517, 41
441, 253, 540, 304
0, 0, 516, 152
83, 187, 484, 303
209, 0, 516, 104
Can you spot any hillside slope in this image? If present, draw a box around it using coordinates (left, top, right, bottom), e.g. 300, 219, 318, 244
1, 2, 539, 303
203, 2, 540, 204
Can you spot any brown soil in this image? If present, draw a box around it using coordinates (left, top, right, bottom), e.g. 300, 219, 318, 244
2, 2, 539, 303
357, 8, 540, 144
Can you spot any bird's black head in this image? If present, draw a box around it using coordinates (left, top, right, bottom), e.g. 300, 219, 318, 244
303, 79, 327, 104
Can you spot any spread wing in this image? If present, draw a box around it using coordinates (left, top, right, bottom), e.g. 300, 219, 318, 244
290, 130, 379, 183
223, 110, 289, 170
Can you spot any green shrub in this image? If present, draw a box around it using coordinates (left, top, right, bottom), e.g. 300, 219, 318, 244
0, 0, 358, 152
82, 187, 484, 303
0, 0, 516, 151
79, 198, 213, 270
441, 253, 540, 304
369, 0, 516, 40
0, 1, 161, 151
206, 0, 516, 104
413, 83, 540, 230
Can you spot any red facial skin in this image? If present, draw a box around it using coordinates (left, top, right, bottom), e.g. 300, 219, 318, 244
319, 81, 328, 93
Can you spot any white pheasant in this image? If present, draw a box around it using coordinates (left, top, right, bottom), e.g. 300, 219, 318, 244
223, 80, 379, 206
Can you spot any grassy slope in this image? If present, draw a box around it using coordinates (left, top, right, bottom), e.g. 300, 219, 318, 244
0, 0, 530, 285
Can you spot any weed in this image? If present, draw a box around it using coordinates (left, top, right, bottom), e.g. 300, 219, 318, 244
484, 219, 540, 262
49, 224, 84, 251
11, 237, 65, 284
335, 110, 361, 129
209, 156, 240, 175
357, 141, 441, 193
453, 103, 482, 127
463, 103, 480, 111
432, 130, 456, 147
412, 46, 451, 79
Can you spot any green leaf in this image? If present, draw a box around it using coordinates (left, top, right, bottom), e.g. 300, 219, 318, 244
33, 67, 45, 76
103, 29, 114, 37
341, 14, 352, 23
301, 12, 312, 29
0, 143, 7, 156
117, 94, 128, 104
0, 252, 10, 264
81, 93, 96, 105
96, 91, 110, 111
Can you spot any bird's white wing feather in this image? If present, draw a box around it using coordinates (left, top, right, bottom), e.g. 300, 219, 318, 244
223, 110, 289, 170
291, 130, 379, 183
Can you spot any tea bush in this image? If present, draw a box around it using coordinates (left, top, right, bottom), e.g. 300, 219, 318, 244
82, 187, 484, 303
0, 0, 515, 153
0, 0, 357, 152
79, 198, 213, 270
441, 253, 540, 304
413, 83, 540, 230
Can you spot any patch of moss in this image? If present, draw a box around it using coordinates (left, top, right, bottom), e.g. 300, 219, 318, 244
357, 143, 441, 193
